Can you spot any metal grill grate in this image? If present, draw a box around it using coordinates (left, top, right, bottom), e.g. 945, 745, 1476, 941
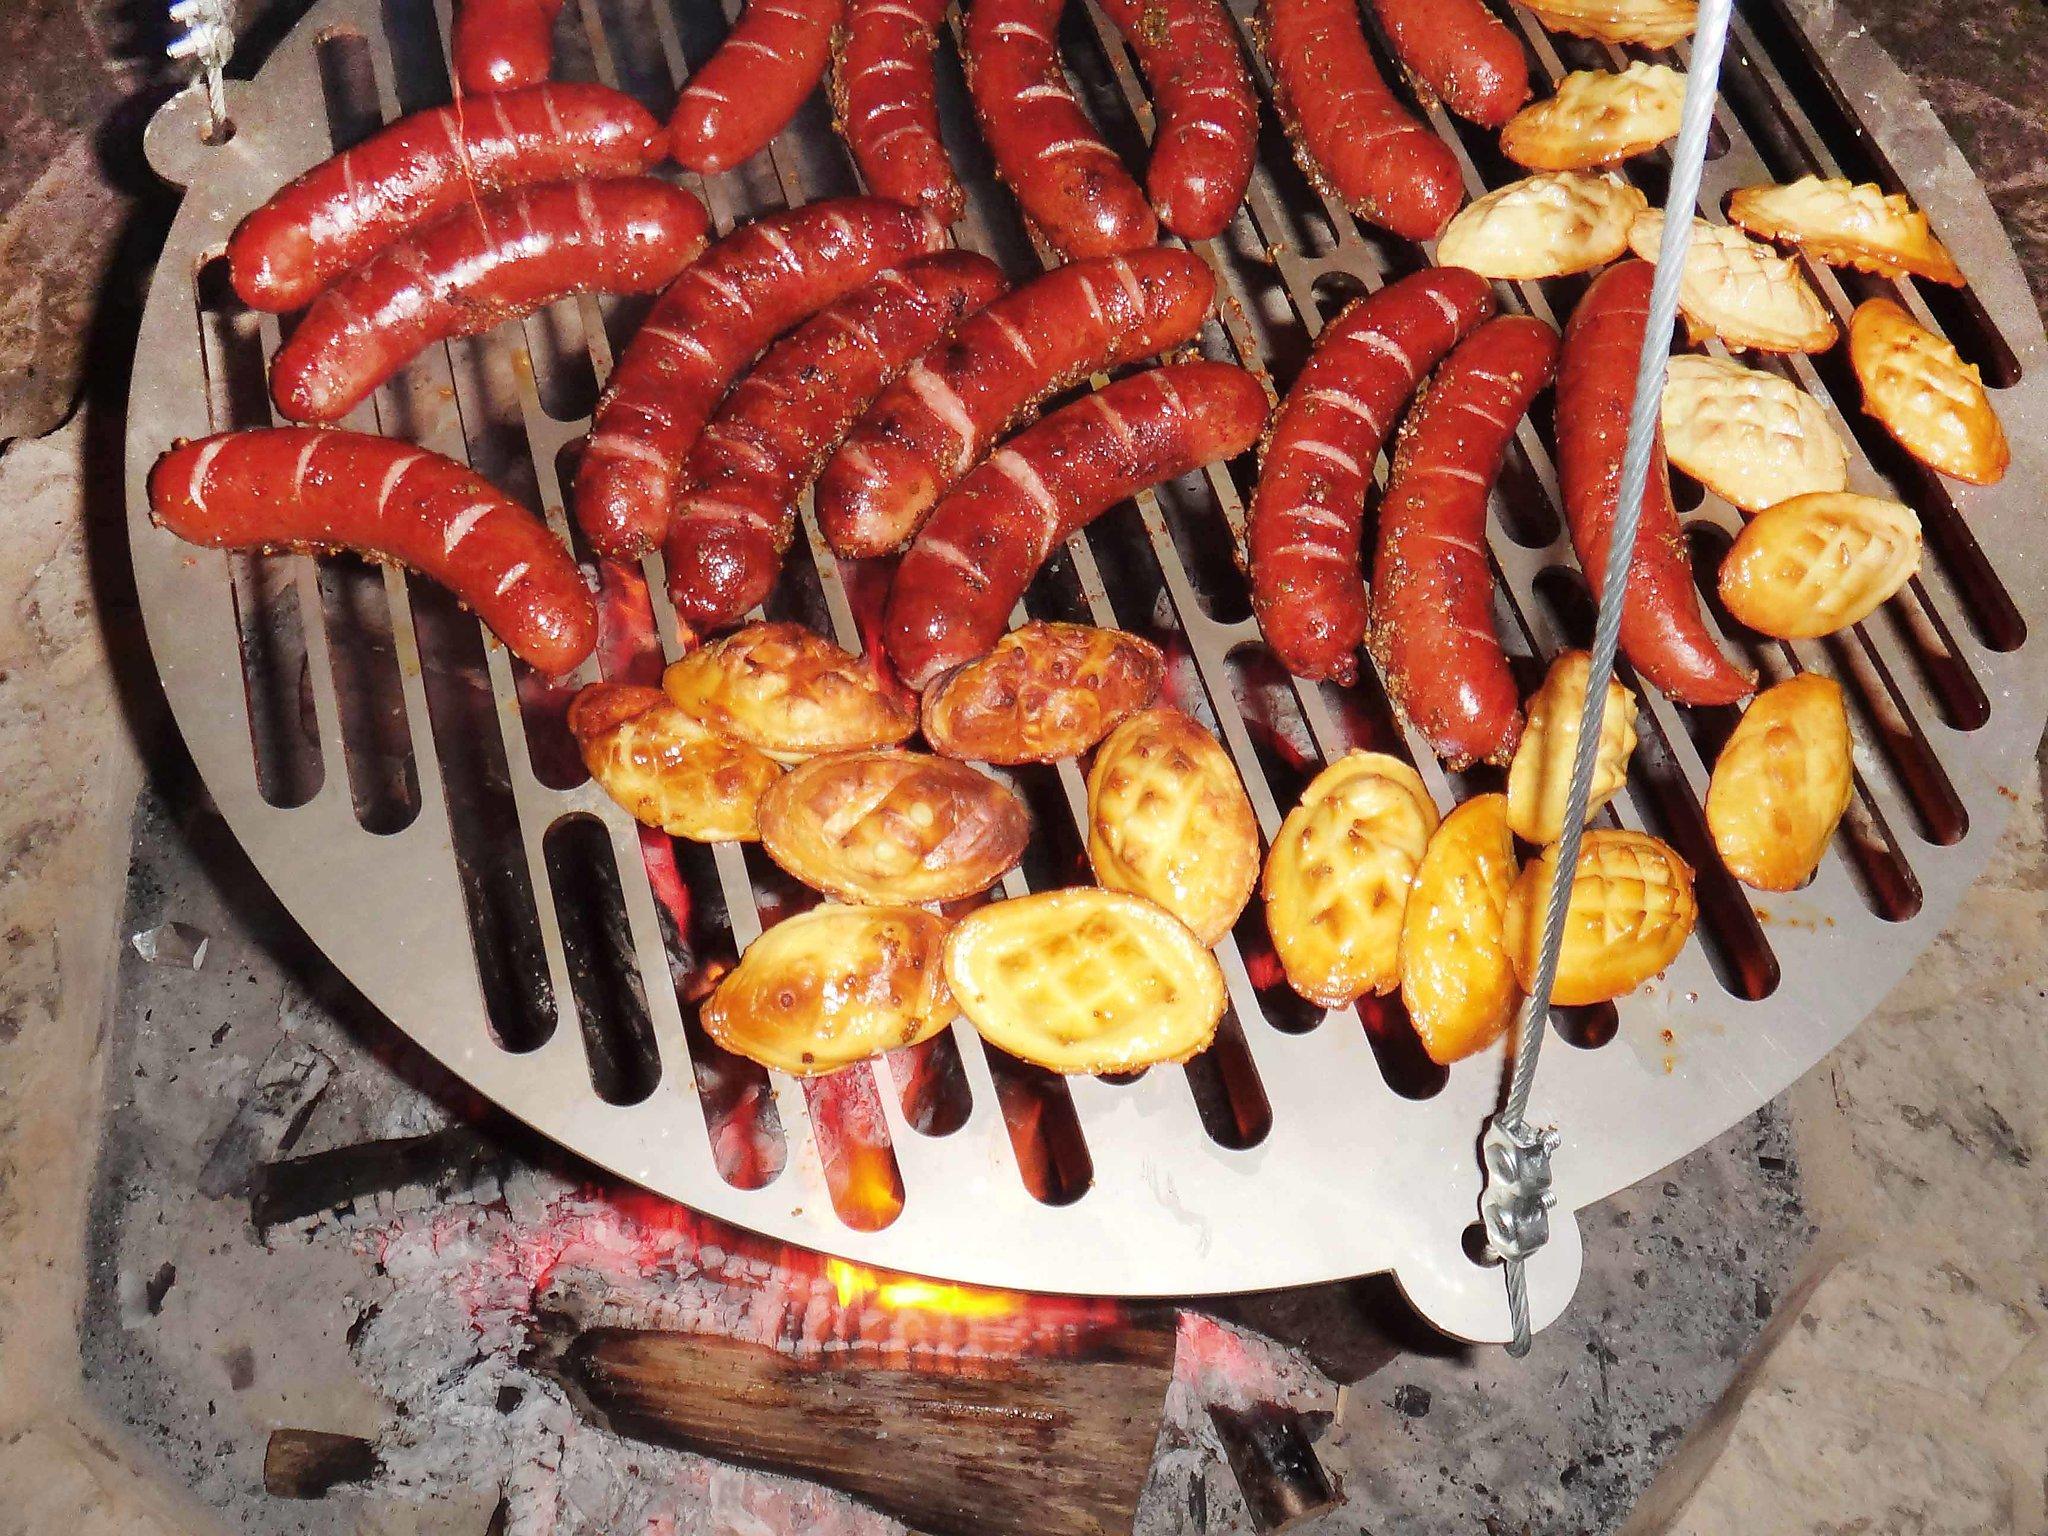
127, 0, 2047, 1341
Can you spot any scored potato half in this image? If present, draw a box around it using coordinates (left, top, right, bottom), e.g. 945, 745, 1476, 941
1706, 674, 1855, 892
944, 888, 1225, 1074
1505, 830, 1697, 1006
1087, 707, 1260, 946
1719, 491, 1922, 640
1523, 0, 1696, 47
1400, 794, 1522, 1066
1727, 176, 1964, 286
922, 622, 1165, 764
703, 905, 955, 1076
759, 748, 1030, 905
1435, 170, 1647, 281
1627, 210, 1837, 355
663, 622, 915, 764
1849, 298, 2009, 485
1661, 353, 1848, 514
1505, 651, 1640, 846
567, 683, 782, 843
1500, 63, 1685, 172
1261, 752, 1439, 1008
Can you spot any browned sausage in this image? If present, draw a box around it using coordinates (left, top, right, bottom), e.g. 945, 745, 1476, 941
1556, 261, 1752, 706
1249, 267, 1495, 684
452, 0, 566, 94
1367, 0, 1530, 128
669, 0, 846, 173
226, 83, 666, 313
832, 0, 964, 223
270, 179, 709, 424
885, 361, 1269, 686
1369, 315, 1558, 768
149, 429, 595, 676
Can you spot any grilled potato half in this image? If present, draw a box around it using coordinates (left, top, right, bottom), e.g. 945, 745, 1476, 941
1501, 62, 1685, 172
1662, 354, 1848, 513
1719, 492, 1922, 640
944, 889, 1225, 1074
568, 683, 782, 843
703, 905, 955, 1075
664, 622, 915, 764
1262, 752, 1439, 1007
922, 622, 1165, 764
1849, 298, 2009, 485
1627, 211, 1837, 355
1506, 830, 1697, 1005
1523, 0, 1696, 47
1400, 794, 1521, 1065
1087, 707, 1260, 946
1728, 176, 1963, 286
1706, 674, 1855, 892
760, 749, 1030, 905
1435, 171, 1647, 281
1506, 651, 1640, 845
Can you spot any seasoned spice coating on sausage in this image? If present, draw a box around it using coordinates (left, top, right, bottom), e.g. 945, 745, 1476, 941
227, 83, 666, 313
665, 252, 1008, 632
832, 0, 964, 223
1555, 261, 1752, 706
1369, 315, 1558, 768
452, 0, 566, 94
885, 361, 1268, 686
1262, 0, 1465, 241
271, 178, 709, 425
670, 0, 845, 173
150, 429, 596, 676
1249, 266, 1495, 684
818, 248, 1215, 558
1367, 0, 1529, 128
574, 197, 948, 561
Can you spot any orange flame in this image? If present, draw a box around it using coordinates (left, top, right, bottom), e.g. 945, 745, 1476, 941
823, 1257, 1023, 1321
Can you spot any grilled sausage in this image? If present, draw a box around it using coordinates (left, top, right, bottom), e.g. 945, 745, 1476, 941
665, 252, 1008, 631
149, 429, 596, 676
226, 83, 666, 313
451, 0, 566, 94
270, 178, 709, 424
832, 0, 964, 223
1096, 0, 1258, 240
885, 361, 1268, 686
574, 197, 948, 561
1368, 315, 1559, 768
1367, 0, 1530, 128
965, 0, 1158, 258
1262, 0, 1465, 241
1249, 266, 1495, 684
670, 0, 845, 173
818, 248, 1215, 558
1555, 261, 1752, 706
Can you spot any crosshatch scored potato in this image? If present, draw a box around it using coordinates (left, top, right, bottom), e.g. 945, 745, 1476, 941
921, 622, 1165, 764
1435, 171, 1647, 281
1719, 491, 1922, 640
1661, 353, 1848, 513
1506, 651, 1640, 845
1728, 176, 1964, 286
567, 682, 782, 843
1505, 830, 1697, 1006
1524, 0, 1697, 48
1848, 298, 2009, 486
1706, 673, 1855, 892
1399, 794, 1522, 1066
1501, 63, 1685, 172
1261, 752, 1440, 1008
663, 621, 915, 764
1627, 210, 1837, 354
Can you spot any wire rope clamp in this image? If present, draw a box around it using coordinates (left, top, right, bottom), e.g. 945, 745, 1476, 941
1480, 1117, 1560, 1264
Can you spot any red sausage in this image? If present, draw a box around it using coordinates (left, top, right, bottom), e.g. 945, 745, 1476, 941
818, 249, 1216, 558
670, 0, 845, 173
1367, 0, 1530, 128
452, 0, 566, 94
965, 0, 1158, 258
149, 429, 596, 676
886, 360, 1268, 686
1249, 267, 1494, 684
1368, 315, 1558, 768
227, 83, 666, 313
1096, 0, 1258, 240
574, 197, 948, 561
833, 0, 964, 223
665, 252, 1009, 631
270, 179, 709, 425
1556, 262, 1752, 706
1262, 0, 1465, 241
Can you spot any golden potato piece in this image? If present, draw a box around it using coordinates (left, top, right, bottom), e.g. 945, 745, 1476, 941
704, 905, 954, 1075
944, 889, 1225, 1074
567, 683, 782, 843
1505, 830, 1697, 1006
1400, 794, 1521, 1065
1661, 353, 1848, 514
759, 749, 1029, 905
1261, 752, 1440, 1008
1848, 298, 2009, 486
1523, 0, 1695, 47
1628, 211, 1837, 354
1505, 651, 1640, 845
1727, 176, 1964, 287
663, 622, 915, 764
922, 622, 1165, 764
1501, 63, 1684, 172
1719, 492, 1922, 640
1087, 707, 1260, 946
1706, 674, 1854, 892
1435, 171, 1647, 281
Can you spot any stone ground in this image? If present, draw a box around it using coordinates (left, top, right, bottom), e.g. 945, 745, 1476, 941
1, 0, 2044, 1531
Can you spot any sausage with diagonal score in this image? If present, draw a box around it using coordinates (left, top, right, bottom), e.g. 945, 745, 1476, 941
670, 0, 845, 172
833, 0, 964, 223
1367, 0, 1530, 128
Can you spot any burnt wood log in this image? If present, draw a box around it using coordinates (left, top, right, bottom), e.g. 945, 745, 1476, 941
543, 1321, 1177, 1536
263, 1429, 379, 1499
1207, 1403, 1339, 1533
